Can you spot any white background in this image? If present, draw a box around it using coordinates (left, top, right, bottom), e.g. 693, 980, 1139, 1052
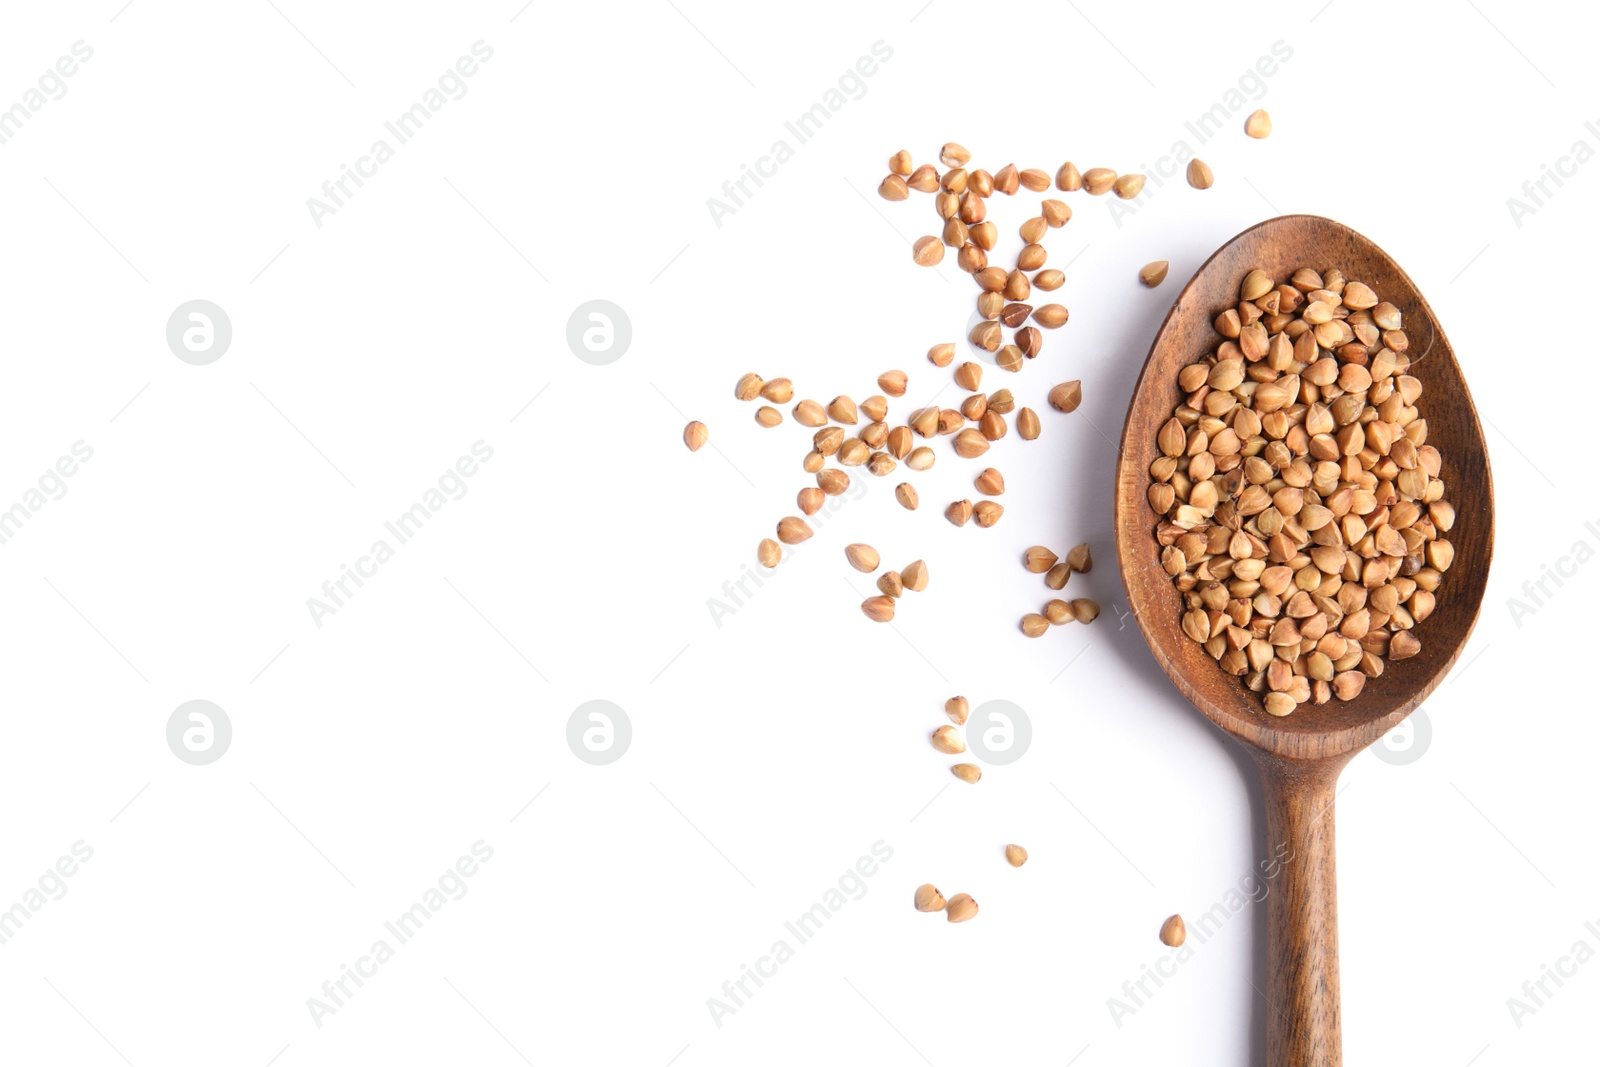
1, 1, 1594, 1064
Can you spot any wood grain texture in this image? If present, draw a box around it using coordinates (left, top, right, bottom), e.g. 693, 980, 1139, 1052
1256, 752, 1346, 1066
1113, 215, 1495, 1065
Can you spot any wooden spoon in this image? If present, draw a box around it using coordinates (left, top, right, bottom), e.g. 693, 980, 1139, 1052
1113, 215, 1494, 1065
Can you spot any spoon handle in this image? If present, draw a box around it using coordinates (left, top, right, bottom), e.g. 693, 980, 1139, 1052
1257, 755, 1344, 1066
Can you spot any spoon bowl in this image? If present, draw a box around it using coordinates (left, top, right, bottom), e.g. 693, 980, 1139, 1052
1113, 215, 1493, 1065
